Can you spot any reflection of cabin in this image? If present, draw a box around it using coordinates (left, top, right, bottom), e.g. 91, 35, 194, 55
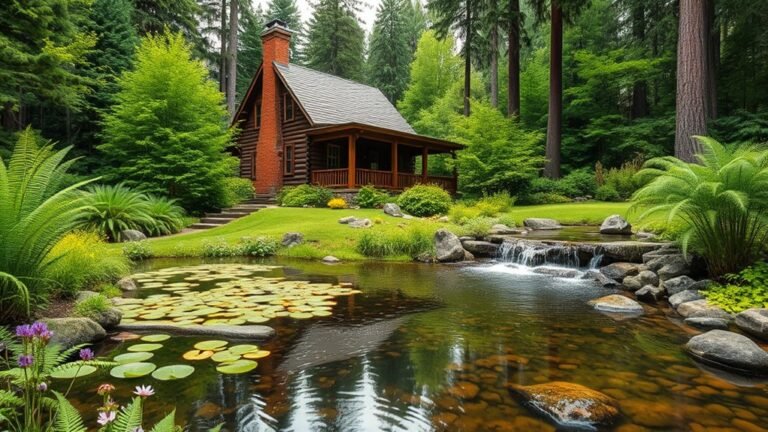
233, 19, 462, 199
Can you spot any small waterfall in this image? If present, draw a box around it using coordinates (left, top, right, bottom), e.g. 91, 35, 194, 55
497, 240, 581, 268
588, 254, 603, 269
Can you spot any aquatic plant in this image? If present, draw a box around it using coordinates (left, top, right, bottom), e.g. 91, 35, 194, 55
632, 136, 768, 276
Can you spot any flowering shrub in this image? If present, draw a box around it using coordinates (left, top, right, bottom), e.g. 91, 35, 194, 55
327, 198, 347, 209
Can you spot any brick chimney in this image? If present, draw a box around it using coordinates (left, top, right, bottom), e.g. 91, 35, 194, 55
253, 19, 292, 195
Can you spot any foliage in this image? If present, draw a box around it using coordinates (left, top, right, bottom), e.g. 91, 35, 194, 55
356, 226, 434, 258
239, 237, 279, 257
596, 156, 645, 201
143, 195, 186, 237
475, 191, 515, 215
354, 185, 389, 208
201, 238, 239, 258
74, 294, 111, 319
327, 198, 347, 209
79, 184, 153, 242
44, 231, 130, 297
456, 217, 496, 238
98, 284, 122, 298
278, 185, 334, 207
448, 203, 482, 224
99, 32, 236, 213
304, 0, 366, 80
522, 192, 573, 205
266, 0, 305, 60
237, 3, 265, 98
122, 241, 153, 261
559, 169, 597, 197
632, 136, 768, 276
367, 0, 412, 103
595, 184, 621, 202
711, 110, 768, 146
397, 184, 453, 217
704, 262, 768, 313
0, 130, 94, 322
222, 177, 255, 207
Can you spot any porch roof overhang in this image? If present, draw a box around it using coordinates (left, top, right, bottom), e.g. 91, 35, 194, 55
305, 123, 463, 152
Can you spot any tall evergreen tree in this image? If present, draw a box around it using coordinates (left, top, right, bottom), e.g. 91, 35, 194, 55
266, 0, 304, 61
368, 0, 411, 103
238, 3, 264, 98
305, 0, 366, 80
226, 0, 239, 116
404, 0, 428, 52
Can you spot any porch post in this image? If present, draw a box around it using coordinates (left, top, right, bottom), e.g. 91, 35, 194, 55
348, 134, 356, 188
421, 147, 428, 183
391, 141, 398, 189
452, 151, 458, 194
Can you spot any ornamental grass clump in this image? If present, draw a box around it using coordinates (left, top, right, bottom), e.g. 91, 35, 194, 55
632, 136, 768, 276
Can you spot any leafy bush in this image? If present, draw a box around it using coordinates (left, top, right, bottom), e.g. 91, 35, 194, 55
632, 136, 768, 276
458, 217, 496, 238
595, 184, 621, 202
397, 184, 452, 217
122, 240, 153, 260
44, 231, 131, 297
475, 191, 515, 216
143, 194, 185, 236
449, 203, 482, 224
222, 177, 255, 207
523, 192, 572, 205
202, 238, 239, 257
596, 156, 644, 200
278, 184, 334, 207
80, 183, 153, 241
0, 129, 94, 322
355, 185, 389, 208
559, 169, 597, 197
327, 198, 347, 209
704, 262, 768, 313
74, 294, 111, 318
98, 283, 122, 298
497, 214, 517, 228
239, 236, 279, 257
356, 226, 434, 258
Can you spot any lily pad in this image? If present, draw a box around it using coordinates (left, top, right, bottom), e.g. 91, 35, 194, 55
242, 350, 271, 360
152, 365, 195, 381
245, 315, 270, 324
140, 334, 171, 342
183, 350, 214, 360
229, 344, 259, 355
114, 352, 154, 364
289, 312, 313, 319
194, 340, 228, 351
127, 343, 163, 352
110, 362, 157, 379
50, 364, 98, 379
312, 310, 333, 317
211, 351, 241, 363
216, 359, 258, 374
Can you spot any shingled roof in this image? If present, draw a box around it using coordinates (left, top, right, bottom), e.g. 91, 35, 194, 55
273, 62, 415, 134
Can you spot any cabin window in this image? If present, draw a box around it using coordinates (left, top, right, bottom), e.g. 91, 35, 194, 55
284, 144, 294, 174
283, 93, 295, 122
253, 101, 261, 128
327, 144, 341, 168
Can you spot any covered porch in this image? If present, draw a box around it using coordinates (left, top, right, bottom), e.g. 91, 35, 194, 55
306, 124, 461, 194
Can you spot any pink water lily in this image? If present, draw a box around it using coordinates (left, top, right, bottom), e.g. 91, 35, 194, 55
97, 411, 116, 425
133, 385, 155, 397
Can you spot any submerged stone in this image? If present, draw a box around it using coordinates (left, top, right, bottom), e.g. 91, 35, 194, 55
589, 295, 644, 313
510, 382, 620, 428
533, 267, 582, 278
685, 330, 768, 375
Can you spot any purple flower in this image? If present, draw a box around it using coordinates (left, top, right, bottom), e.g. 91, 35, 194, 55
79, 348, 94, 361
37, 382, 48, 392
17, 354, 33, 368
30, 321, 48, 336
97, 411, 116, 426
15, 324, 34, 339
133, 385, 155, 397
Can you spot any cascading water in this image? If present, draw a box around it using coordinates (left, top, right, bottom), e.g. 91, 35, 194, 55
497, 240, 582, 268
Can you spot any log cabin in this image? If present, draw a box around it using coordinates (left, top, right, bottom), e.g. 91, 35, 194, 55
232, 19, 462, 201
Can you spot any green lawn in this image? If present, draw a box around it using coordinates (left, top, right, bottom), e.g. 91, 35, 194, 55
132, 202, 642, 260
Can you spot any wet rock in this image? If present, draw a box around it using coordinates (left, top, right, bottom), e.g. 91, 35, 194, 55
120, 229, 146, 242
533, 267, 582, 278
281, 232, 304, 248
662, 275, 696, 296
116, 276, 137, 291
435, 229, 465, 263
657, 256, 691, 280
463, 250, 475, 261
42, 318, 106, 349
635, 285, 665, 302
509, 382, 620, 428
600, 262, 641, 281
85, 307, 123, 329
582, 270, 620, 287
523, 218, 562, 230
490, 223, 516, 234
447, 381, 480, 399
348, 218, 372, 228
689, 279, 713, 291
642, 244, 681, 262
685, 317, 729, 330
678, 299, 731, 320
589, 295, 644, 313
461, 240, 499, 257
116, 323, 275, 339
735, 309, 768, 341
382, 203, 403, 217
322, 255, 340, 263
600, 241, 664, 263
669, 290, 704, 308
338, 216, 356, 224
623, 270, 659, 291
685, 330, 768, 374
600, 214, 632, 235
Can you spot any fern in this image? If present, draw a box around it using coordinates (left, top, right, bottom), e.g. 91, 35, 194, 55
0, 390, 23, 408
149, 410, 176, 432
112, 397, 143, 432
53, 391, 87, 432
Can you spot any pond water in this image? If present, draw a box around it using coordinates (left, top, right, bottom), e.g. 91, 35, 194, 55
65, 257, 768, 431
512, 226, 637, 243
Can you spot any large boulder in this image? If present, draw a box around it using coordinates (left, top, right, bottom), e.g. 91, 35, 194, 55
685, 330, 768, 374
601, 242, 665, 263
635, 285, 665, 303
735, 309, 768, 341
435, 229, 466, 263
599, 214, 632, 235
685, 317, 729, 330
382, 203, 403, 217
600, 262, 641, 281
662, 275, 696, 296
116, 276, 137, 291
461, 240, 499, 257
88, 308, 123, 330
581, 270, 620, 287
281, 232, 304, 248
120, 230, 146, 242
677, 299, 731, 320
43, 318, 106, 349
657, 256, 691, 280
622, 270, 659, 291
509, 382, 620, 428
523, 218, 562, 230
589, 295, 644, 313
669, 290, 704, 308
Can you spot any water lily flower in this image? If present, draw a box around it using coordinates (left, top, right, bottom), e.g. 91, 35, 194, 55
97, 383, 115, 396
97, 411, 116, 425
15, 324, 34, 339
17, 354, 33, 368
79, 348, 95, 361
133, 385, 155, 397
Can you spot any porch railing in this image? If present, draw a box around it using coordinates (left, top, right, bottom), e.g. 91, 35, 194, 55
311, 169, 348, 187
311, 168, 456, 193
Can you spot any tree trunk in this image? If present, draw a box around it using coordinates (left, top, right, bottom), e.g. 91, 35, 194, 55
675, 0, 707, 162
544, 1, 563, 179
220, 0, 227, 93
630, 1, 648, 119
507, 0, 520, 117
227, 0, 238, 117
463, 0, 472, 117
490, 20, 498, 108
705, 0, 718, 120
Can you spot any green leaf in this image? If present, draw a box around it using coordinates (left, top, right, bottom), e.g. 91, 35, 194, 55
149, 410, 177, 432
53, 391, 87, 432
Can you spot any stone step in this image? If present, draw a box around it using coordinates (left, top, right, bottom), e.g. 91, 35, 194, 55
204, 211, 249, 219
188, 223, 223, 229
200, 217, 240, 224
230, 204, 266, 210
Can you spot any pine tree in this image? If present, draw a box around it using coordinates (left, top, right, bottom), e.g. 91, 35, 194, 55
403, 0, 428, 52
266, 0, 304, 61
238, 3, 264, 98
305, 0, 366, 80
368, 0, 411, 103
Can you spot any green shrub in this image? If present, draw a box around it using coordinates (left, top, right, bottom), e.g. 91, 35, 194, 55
449, 203, 482, 224
704, 262, 768, 313
80, 183, 154, 241
222, 177, 255, 207
458, 217, 496, 237
355, 185, 389, 208
476, 191, 515, 216
528, 177, 560, 195
74, 294, 111, 318
356, 226, 434, 258
497, 214, 517, 228
202, 238, 239, 257
44, 231, 131, 297
98, 283, 122, 298
596, 156, 644, 200
524, 192, 572, 205
122, 240, 153, 260
144, 194, 186, 236
397, 184, 452, 217
278, 184, 334, 207
559, 169, 597, 197
595, 184, 621, 202
239, 236, 279, 257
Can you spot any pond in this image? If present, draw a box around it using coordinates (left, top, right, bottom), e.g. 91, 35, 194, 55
65, 257, 768, 431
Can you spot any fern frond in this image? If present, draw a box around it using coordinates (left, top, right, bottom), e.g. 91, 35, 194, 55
0, 390, 23, 408
113, 397, 143, 432
53, 391, 87, 432
149, 410, 176, 432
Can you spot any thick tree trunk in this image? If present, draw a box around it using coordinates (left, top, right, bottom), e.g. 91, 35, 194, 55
630, 1, 648, 119
227, 0, 238, 117
490, 21, 498, 108
705, 0, 718, 120
675, 0, 708, 162
463, 0, 471, 116
544, 1, 563, 179
220, 0, 227, 93
507, 0, 520, 117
